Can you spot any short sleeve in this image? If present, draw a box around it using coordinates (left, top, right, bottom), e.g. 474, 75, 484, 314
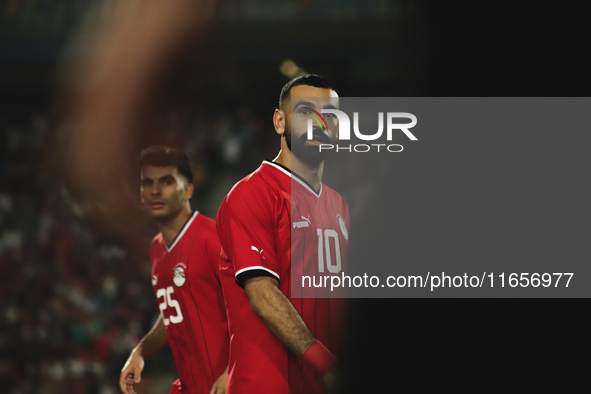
205, 227, 223, 283
216, 181, 283, 287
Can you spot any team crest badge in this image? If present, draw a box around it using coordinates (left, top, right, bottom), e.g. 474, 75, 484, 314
173, 262, 187, 287
337, 214, 348, 240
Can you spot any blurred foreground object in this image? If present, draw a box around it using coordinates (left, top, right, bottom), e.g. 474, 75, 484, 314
58, 0, 217, 237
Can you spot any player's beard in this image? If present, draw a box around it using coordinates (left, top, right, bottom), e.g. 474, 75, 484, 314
285, 124, 332, 167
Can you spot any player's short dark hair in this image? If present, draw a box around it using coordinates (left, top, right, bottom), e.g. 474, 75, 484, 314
137, 146, 194, 184
278, 74, 337, 110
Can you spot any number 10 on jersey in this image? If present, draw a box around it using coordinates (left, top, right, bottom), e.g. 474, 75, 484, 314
317, 228, 341, 273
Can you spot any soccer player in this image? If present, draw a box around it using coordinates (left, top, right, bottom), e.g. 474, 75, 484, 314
216, 74, 350, 394
120, 146, 229, 394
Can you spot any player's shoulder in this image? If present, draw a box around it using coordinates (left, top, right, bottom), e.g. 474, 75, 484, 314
223, 162, 288, 205
321, 183, 350, 219
150, 232, 164, 246
149, 232, 166, 253
193, 211, 215, 228
322, 182, 347, 203
183, 211, 215, 238
192, 212, 218, 237
188, 212, 220, 248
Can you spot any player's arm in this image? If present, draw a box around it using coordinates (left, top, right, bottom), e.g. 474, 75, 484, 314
219, 185, 337, 390
119, 314, 168, 394
209, 365, 229, 394
244, 276, 339, 392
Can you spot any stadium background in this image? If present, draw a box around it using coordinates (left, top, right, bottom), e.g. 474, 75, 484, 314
1, 1, 588, 393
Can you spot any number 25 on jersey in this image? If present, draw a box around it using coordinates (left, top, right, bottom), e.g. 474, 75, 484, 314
156, 286, 184, 325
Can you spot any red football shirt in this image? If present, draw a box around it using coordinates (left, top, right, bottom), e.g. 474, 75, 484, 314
150, 211, 229, 393
216, 160, 349, 394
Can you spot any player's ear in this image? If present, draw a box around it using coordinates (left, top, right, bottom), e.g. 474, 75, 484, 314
184, 182, 194, 200
273, 109, 285, 136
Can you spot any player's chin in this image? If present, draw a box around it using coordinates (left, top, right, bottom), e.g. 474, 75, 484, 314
295, 149, 330, 166
149, 207, 169, 218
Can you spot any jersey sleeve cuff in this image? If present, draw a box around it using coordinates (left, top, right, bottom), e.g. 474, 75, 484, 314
235, 266, 280, 288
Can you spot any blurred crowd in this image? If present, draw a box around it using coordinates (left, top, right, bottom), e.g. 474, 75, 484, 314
0, 0, 409, 392
0, 103, 273, 393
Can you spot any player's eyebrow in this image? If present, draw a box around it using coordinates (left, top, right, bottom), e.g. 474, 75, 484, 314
293, 100, 316, 110
293, 100, 337, 111
158, 175, 176, 183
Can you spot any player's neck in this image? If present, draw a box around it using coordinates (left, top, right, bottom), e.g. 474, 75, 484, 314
273, 147, 324, 191
156, 205, 193, 246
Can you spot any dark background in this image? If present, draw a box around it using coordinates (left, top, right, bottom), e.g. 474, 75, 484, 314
344, 2, 589, 392
1, 1, 588, 392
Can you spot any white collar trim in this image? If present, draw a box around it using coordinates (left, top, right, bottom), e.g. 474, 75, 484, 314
166, 211, 199, 252
262, 161, 322, 198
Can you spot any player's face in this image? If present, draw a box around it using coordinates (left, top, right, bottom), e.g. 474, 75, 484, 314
285, 85, 339, 166
139, 165, 192, 221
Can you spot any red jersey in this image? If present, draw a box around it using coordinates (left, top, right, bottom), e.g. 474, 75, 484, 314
149, 211, 229, 393
216, 160, 349, 394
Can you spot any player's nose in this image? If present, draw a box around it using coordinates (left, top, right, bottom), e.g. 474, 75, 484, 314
150, 183, 162, 195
